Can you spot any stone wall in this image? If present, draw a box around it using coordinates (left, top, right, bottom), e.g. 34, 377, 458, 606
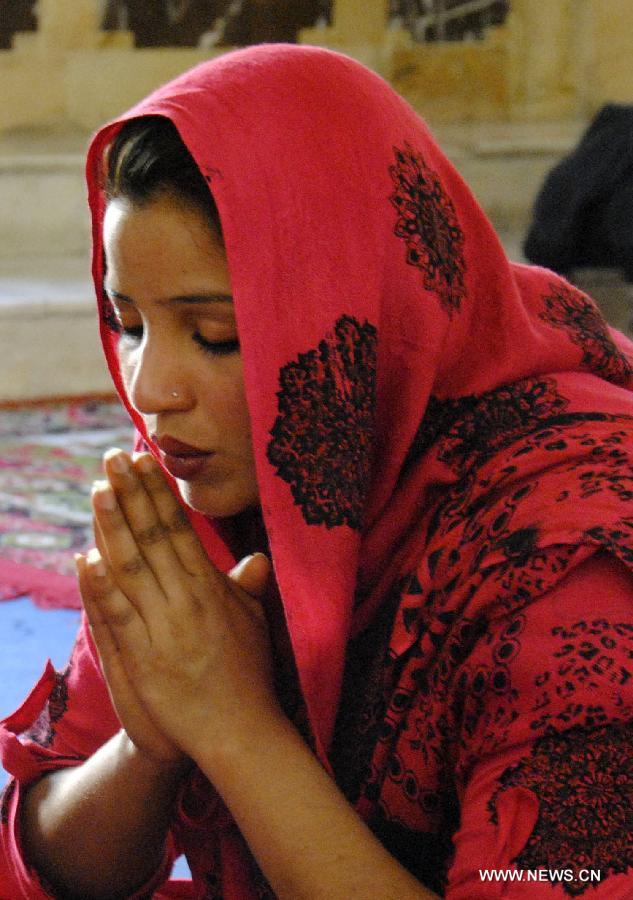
0, 1, 632, 133
591, 0, 633, 107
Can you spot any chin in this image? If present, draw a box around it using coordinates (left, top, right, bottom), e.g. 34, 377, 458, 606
176, 478, 258, 519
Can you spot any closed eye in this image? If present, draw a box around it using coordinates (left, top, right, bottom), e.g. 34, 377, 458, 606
120, 326, 239, 357
193, 333, 240, 356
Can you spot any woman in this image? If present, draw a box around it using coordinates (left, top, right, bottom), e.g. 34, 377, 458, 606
1, 44, 633, 898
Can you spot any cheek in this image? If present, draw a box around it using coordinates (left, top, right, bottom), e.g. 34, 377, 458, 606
206, 374, 253, 447
117, 347, 136, 394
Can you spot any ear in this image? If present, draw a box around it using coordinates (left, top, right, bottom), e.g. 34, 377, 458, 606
228, 552, 271, 599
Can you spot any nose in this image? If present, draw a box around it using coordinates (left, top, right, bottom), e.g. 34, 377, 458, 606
125, 332, 192, 415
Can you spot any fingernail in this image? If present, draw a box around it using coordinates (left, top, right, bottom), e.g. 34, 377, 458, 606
105, 448, 129, 474
134, 452, 155, 473
231, 554, 255, 577
94, 486, 116, 511
87, 548, 106, 577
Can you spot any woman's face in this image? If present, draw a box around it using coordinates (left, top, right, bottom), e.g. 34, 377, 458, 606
102, 191, 259, 518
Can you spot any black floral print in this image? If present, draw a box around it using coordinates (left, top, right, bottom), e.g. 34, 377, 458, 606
489, 722, 633, 895
540, 282, 633, 385
529, 618, 633, 734
390, 144, 467, 315
266, 315, 377, 530
24, 663, 72, 748
585, 523, 633, 568
404, 377, 625, 475
330, 367, 633, 894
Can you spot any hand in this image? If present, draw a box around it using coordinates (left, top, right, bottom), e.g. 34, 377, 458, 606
76, 551, 184, 766
82, 449, 278, 766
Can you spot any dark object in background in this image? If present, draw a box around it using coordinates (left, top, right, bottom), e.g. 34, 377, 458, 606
390, 0, 509, 43
219, 0, 325, 46
102, 0, 326, 48
524, 104, 633, 282
0, 0, 37, 50
103, 0, 225, 47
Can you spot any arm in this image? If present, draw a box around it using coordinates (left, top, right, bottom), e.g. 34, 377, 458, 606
85, 449, 439, 899
10, 563, 187, 899
21, 732, 184, 900
196, 711, 437, 900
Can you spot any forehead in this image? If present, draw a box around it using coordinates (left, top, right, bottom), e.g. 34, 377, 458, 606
103, 194, 220, 252
103, 195, 231, 299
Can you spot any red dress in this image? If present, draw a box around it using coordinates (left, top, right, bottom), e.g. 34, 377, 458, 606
1, 553, 632, 897
2, 45, 633, 897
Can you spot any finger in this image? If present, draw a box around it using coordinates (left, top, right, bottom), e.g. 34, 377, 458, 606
81, 547, 152, 662
228, 553, 271, 600
84, 547, 138, 631
75, 551, 108, 634
131, 452, 214, 577
93, 516, 107, 565
92, 478, 166, 620
102, 449, 186, 592
77, 554, 147, 731
76, 552, 121, 669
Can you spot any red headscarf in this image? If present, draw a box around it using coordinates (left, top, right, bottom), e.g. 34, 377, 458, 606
86, 44, 633, 895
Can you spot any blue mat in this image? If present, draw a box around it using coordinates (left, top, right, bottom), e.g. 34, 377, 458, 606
0, 597, 80, 731
0, 597, 191, 879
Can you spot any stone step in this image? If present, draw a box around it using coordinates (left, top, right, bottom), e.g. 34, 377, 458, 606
0, 128, 91, 259
0, 256, 111, 401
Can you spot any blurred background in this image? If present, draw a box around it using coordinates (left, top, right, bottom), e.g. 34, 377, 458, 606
1, 0, 632, 403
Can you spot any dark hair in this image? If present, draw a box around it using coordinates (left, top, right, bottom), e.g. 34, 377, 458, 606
104, 115, 222, 237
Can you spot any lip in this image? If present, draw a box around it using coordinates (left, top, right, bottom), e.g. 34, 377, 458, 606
153, 434, 209, 456
152, 434, 214, 480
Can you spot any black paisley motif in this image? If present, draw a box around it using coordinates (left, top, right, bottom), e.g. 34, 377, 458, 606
266, 315, 377, 530
585, 523, 633, 568
24, 663, 72, 748
570, 430, 633, 503
389, 144, 467, 315
405, 377, 617, 475
488, 722, 633, 895
540, 282, 633, 385
529, 618, 633, 734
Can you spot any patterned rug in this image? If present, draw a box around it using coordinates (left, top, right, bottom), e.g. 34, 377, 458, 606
0, 398, 134, 608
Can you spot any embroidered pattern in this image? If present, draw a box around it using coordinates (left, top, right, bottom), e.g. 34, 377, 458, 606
389, 144, 466, 315
335, 373, 633, 893
266, 315, 377, 530
489, 722, 633, 895
529, 619, 633, 734
24, 663, 72, 748
403, 377, 625, 475
585, 523, 633, 568
540, 282, 633, 385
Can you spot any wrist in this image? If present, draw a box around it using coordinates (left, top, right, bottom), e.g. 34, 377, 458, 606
118, 730, 192, 779
191, 705, 294, 784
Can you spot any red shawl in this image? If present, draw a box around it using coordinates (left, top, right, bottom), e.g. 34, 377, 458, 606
82, 45, 633, 896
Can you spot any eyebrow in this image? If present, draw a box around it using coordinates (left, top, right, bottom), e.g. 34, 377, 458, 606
104, 287, 233, 306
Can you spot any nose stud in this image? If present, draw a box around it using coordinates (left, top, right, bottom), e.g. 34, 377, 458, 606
171, 390, 179, 398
